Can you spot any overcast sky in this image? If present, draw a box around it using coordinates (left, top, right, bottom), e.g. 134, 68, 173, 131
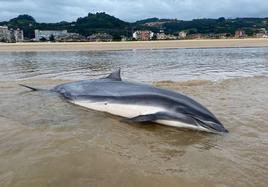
1, 0, 268, 23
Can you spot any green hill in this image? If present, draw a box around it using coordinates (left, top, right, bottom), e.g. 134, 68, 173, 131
1, 13, 268, 39
74, 12, 130, 38
2, 15, 37, 38
0, 12, 131, 39
136, 17, 268, 35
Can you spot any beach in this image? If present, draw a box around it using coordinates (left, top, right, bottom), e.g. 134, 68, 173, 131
0, 45, 267, 187
0, 38, 268, 52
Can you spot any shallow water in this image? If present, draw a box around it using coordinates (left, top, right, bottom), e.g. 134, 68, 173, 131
0, 48, 267, 82
0, 48, 268, 187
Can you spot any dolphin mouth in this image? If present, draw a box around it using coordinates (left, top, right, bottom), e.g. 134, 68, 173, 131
202, 122, 229, 134
192, 116, 228, 134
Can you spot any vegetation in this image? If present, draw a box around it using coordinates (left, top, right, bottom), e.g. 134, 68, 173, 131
49, 34, 55, 42
161, 17, 268, 36
1, 13, 268, 39
75, 12, 130, 36
39, 37, 47, 42
3, 14, 37, 38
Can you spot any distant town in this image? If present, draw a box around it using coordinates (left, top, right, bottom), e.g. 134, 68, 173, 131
1, 13, 268, 43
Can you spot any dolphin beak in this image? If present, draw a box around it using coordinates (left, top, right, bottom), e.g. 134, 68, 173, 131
192, 117, 228, 134
204, 122, 229, 133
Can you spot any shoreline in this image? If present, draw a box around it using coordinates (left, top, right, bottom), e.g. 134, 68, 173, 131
0, 38, 268, 52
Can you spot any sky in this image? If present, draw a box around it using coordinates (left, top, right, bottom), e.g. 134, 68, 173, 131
0, 0, 268, 23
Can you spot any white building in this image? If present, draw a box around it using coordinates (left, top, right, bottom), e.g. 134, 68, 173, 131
179, 31, 187, 39
133, 30, 154, 41
260, 28, 267, 34
156, 32, 167, 40
0, 26, 24, 42
256, 33, 268, 38
0, 26, 10, 42
88, 33, 113, 42
14, 29, 24, 42
156, 32, 177, 40
34, 29, 68, 41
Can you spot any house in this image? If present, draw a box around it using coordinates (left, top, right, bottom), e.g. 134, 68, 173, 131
120, 35, 128, 41
259, 28, 267, 34
88, 33, 113, 42
187, 34, 202, 39
207, 33, 227, 39
9, 29, 16, 42
35, 29, 85, 42
0, 26, 10, 42
14, 29, 24, 42
0, 26, 24, 42
156, 32, 168, 40
56, 33, 86, 42
255, 33, 268, 38
34, 29, 68, 41
178, 31, 187, 39
255, 28, 268, 38
156, 32, 177, 40
133, 30, 154, 41
235, 29, 247, 38
144, 22, 166, 27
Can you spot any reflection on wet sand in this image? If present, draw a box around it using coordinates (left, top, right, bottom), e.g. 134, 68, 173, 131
0, 76, 267, 187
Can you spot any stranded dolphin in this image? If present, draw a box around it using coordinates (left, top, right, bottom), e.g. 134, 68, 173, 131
20, 69, 228, 133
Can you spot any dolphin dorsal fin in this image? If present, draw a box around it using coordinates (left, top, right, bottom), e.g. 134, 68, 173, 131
106, 69, 122, 81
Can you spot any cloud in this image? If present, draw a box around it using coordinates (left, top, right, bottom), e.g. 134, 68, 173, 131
0, 0, 268, 22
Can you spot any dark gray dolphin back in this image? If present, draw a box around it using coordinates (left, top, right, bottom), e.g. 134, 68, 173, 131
53, 70, 216, 119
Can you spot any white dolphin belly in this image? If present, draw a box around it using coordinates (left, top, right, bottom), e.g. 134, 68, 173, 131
71, 100, 164, 118
71, 100, 211, 132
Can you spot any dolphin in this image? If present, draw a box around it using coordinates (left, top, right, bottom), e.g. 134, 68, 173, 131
20, 69, 228, 133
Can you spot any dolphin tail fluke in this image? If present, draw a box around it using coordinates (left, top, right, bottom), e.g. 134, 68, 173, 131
19, 84, 40, 91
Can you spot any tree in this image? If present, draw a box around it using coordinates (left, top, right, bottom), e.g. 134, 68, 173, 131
49, 34, 55, 42
112, 34, 122, 41
40, 37, 47, 42
151, 34, 157, 40
218, 17, 226, 22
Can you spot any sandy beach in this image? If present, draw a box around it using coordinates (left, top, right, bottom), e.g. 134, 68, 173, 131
0, 38, 268, 52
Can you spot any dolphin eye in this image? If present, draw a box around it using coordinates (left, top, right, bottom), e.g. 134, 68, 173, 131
64, 92, 72, 99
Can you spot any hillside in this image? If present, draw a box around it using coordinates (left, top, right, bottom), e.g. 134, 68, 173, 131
1, 13, 268, 39
137, 17, 268, 35
0, 13, 131, 39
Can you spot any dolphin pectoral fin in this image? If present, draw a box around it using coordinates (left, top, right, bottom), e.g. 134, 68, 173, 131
121, 114, 157, 124
126, 112, 175, 123
131, 114, 157, 122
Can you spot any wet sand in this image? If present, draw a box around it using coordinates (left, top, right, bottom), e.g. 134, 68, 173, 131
0, 76, 267, 187
0, 38, 268, 52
